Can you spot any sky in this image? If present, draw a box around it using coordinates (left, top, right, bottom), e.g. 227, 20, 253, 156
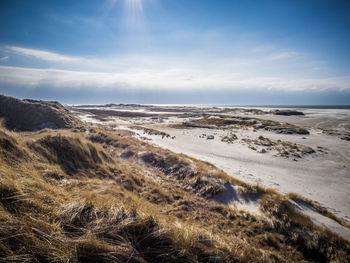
0, 0, 350, 105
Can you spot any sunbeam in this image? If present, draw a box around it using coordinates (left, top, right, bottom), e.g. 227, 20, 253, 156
124, 0, 144, 29
126, 0, 143, 12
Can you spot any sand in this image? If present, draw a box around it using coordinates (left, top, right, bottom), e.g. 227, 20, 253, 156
124, 109, 350, 222
73, 105, 350, 239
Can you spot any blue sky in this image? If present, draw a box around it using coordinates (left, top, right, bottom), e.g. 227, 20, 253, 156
0, 0, 349, 104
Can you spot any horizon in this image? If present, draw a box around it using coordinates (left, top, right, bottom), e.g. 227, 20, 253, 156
1, 0, 350, 104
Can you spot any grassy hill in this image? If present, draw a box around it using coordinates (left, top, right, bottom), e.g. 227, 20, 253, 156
0, 94, 83, 131
0, 120, 349, 262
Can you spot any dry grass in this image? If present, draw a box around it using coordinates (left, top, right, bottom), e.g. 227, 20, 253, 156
130, 125, 174, 139
260, 193, 350, 262
0, 125, 349, 262
0, 95, 83, 131
220, 133, 238, 143
287, 193, 350, 229
181, 115, 309, 135
242, 136, 315, 159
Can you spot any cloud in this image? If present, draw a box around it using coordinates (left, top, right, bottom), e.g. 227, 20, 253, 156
1, 45, 349, 95
251, 45, 302, 61
0, 56, 9, 62
251, 45, 274, 53
6, 46, 83, 63
0, 65, 349, 93
267, 51, 301, 61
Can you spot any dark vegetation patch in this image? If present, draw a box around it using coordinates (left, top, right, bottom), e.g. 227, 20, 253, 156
260, 194, 350, 262
59, 201, 185, 263
0, 94, 83, 131
221, 133, 238, 143
272, 110, 304, 116
28, 134, 111, 175
0, 130, 28, 163
139, 152, 226, 198
131, 126, 175, 139
224, 108, 304, 116
322, 129, 350, 141
88, 132, 130, 149
181, 115, 309, 135
120, 150, 135, 159
139, 152, 196, 180
242, 136, 316, 159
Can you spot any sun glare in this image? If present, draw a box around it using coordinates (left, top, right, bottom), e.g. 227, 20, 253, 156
124, 0, 144, 29
126, 0, 143, 12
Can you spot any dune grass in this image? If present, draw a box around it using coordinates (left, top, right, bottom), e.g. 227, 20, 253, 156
286, 192, 350, 229
0, 125, 349, 262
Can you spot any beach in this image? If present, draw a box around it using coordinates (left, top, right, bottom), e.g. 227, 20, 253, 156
71, 104, 350, 236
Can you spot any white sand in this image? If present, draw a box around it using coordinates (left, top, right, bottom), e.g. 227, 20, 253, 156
212, 183, 262, 216
75, 107, 350, 239
292, 200, 350, 240
127, 111, 350, 224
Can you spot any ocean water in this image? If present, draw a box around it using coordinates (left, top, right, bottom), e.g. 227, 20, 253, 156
70, 103, 350, 110
142, 104, 350, 110
218, 105, 350, 110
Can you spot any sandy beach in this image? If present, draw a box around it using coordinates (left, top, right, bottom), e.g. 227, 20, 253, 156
140, 119, 350, 219
71, 104, 350, 238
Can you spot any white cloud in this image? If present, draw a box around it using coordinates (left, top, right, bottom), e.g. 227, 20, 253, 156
251, 45, 274, 53
0, 56, 9, 62
0, 65, 349, 92
1, 45, 349, 93
267, 51, 301, 61
6, 46, 84, 62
